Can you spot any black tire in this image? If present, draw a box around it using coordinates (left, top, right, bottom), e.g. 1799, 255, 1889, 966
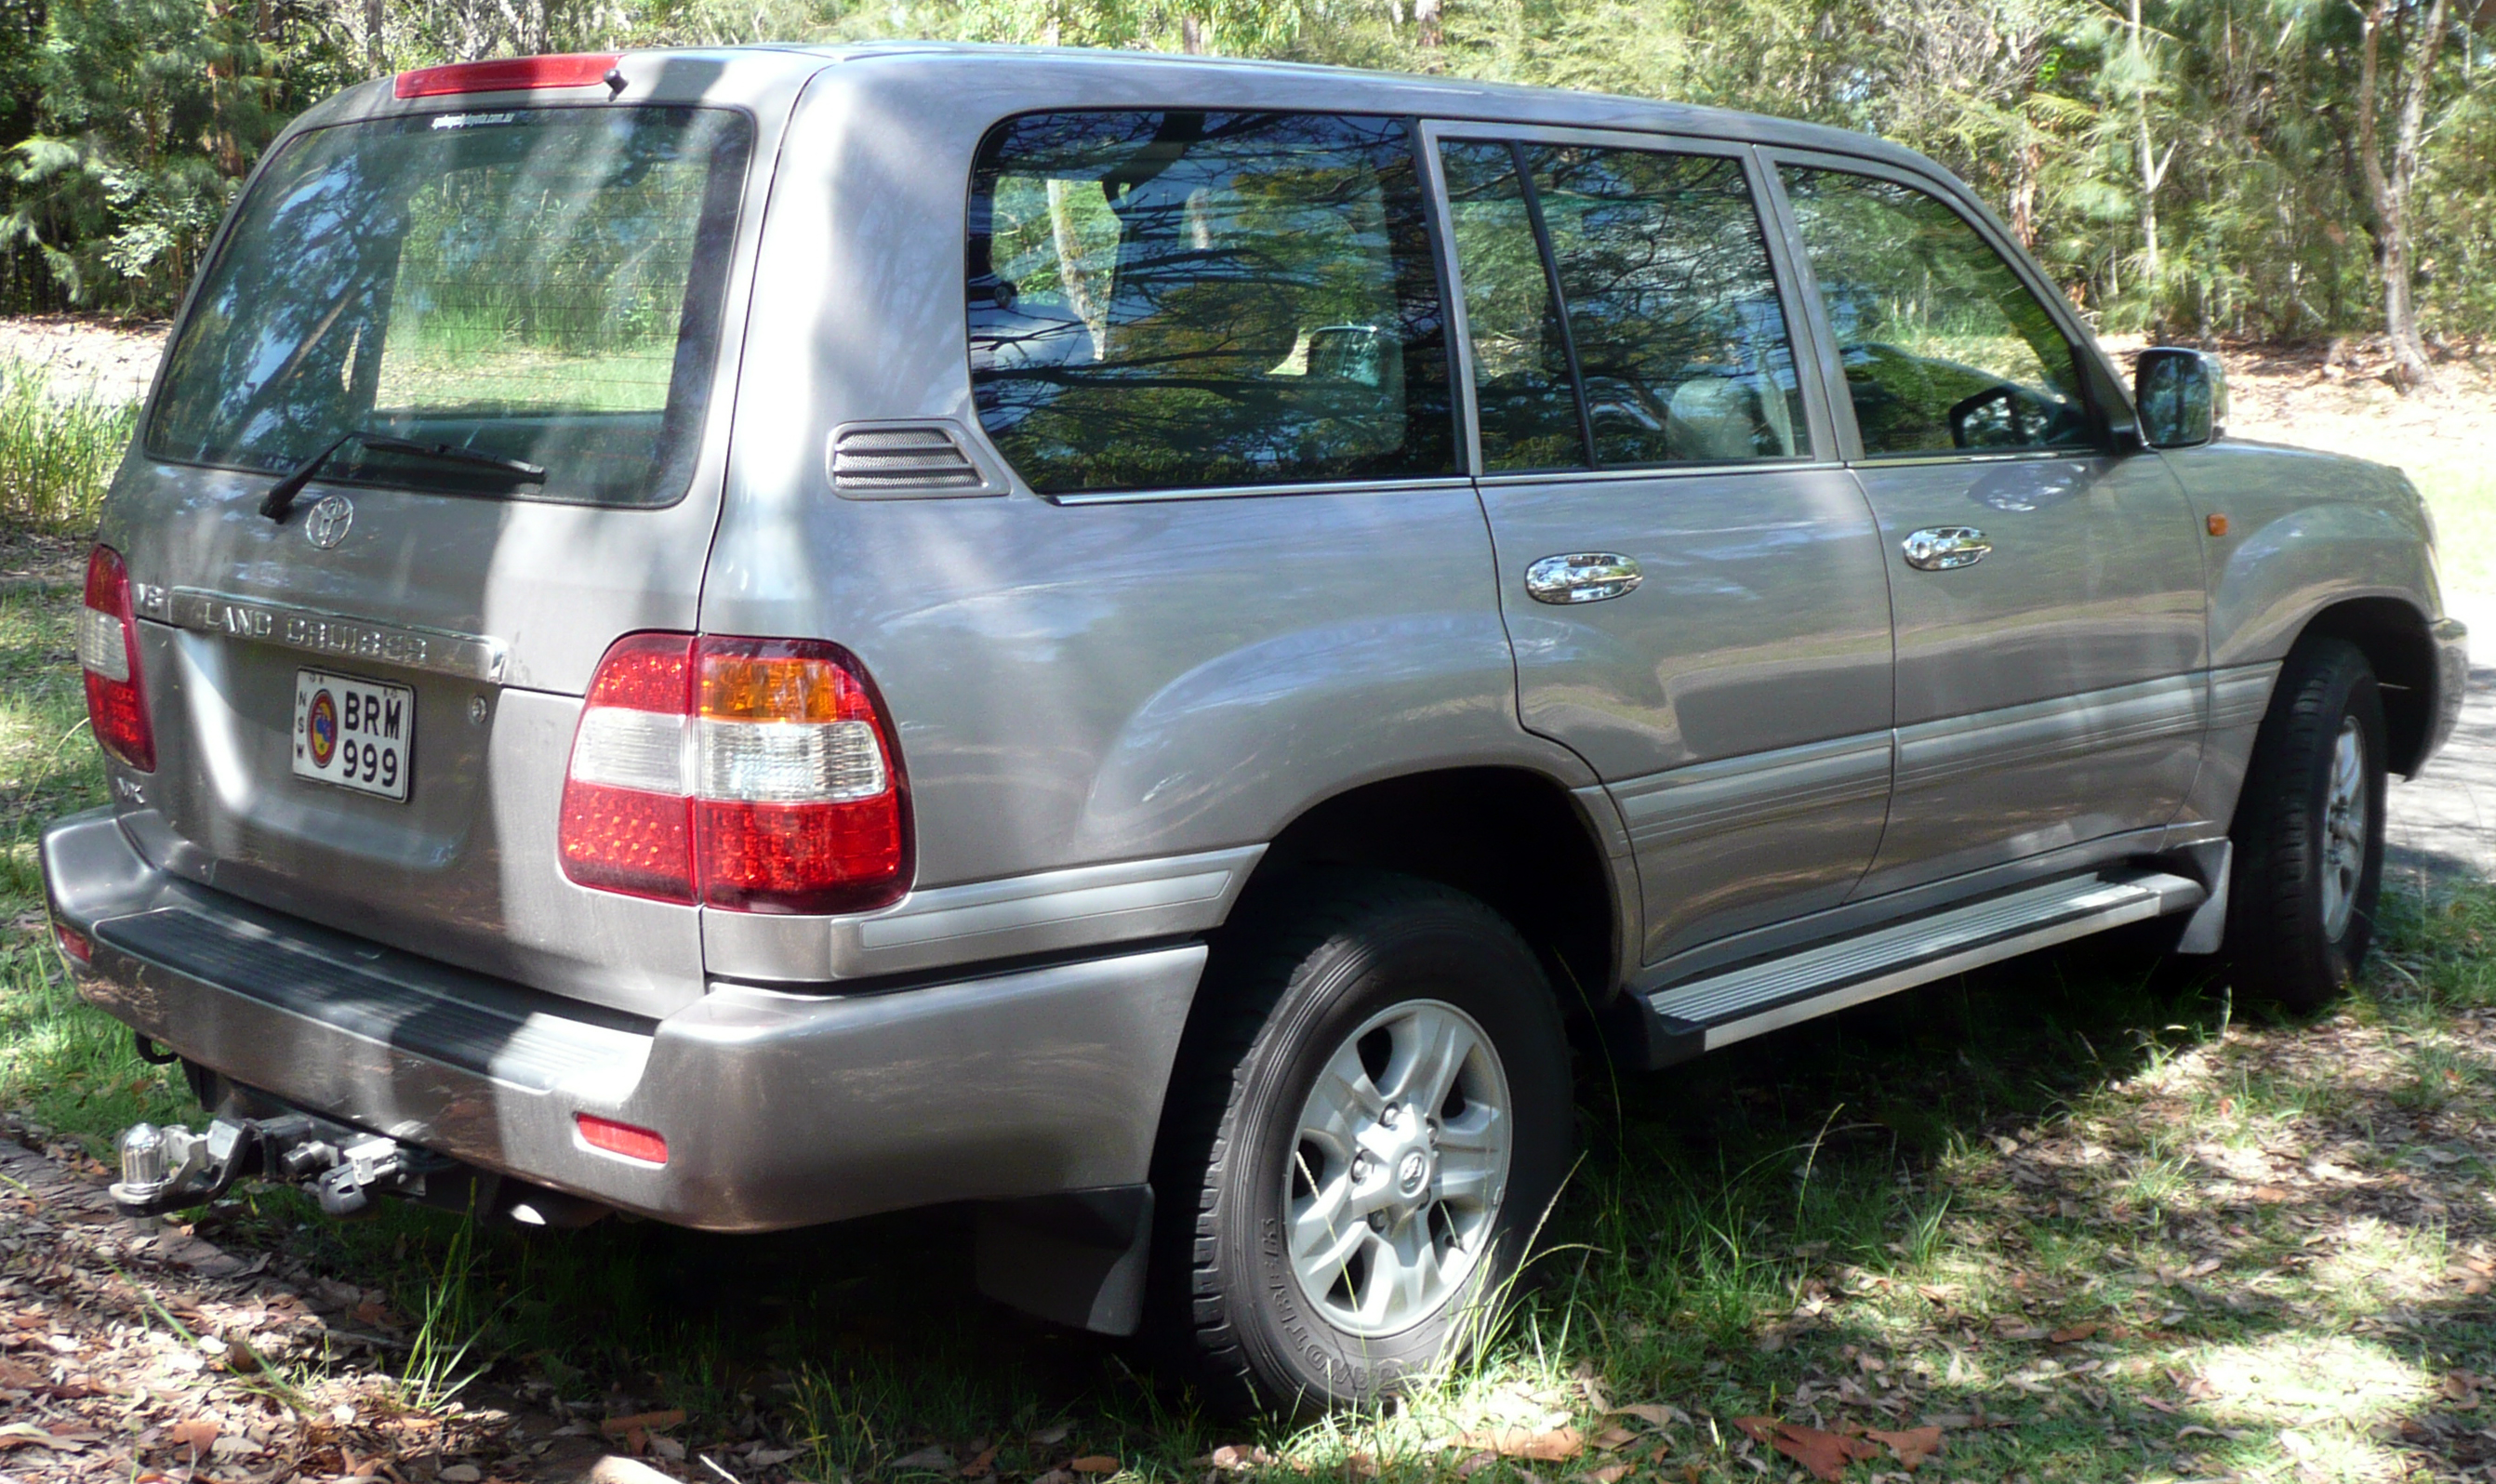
2225, 637, 2388, 1011
1151, 870, 1573, 1411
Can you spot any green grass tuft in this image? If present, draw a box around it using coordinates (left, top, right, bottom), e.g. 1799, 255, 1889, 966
0, 356, 137, 533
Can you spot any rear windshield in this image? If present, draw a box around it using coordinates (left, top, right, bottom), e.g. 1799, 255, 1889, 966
146, 106, 750, 509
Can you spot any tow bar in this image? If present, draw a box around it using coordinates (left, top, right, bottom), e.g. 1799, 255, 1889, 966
111, 1111, 445, 1219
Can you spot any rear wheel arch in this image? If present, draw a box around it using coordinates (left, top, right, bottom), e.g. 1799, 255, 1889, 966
1217, 767, 1623, 1019
2285, 597, 2438, 777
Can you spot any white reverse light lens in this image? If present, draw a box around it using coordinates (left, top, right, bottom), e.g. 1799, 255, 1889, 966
76, 605, 130, 682
567, 706, 686, 794
697, 718, 888, 804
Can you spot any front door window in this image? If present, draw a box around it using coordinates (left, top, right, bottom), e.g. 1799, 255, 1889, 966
1778, 167, 2092, 457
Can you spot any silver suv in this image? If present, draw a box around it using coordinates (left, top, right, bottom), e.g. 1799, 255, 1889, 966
41, 44, 2468, 1407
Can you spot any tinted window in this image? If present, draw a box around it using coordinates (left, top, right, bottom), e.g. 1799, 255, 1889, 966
1441, 140, 1810, 472
1438, 141, 1583, 472
968, 112, 1456, 495
1779, 167, 2091, 457
1532, 146, 1808, 466
148, 107, 750, 508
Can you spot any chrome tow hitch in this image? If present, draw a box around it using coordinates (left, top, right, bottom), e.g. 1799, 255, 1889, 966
113, 1113, 434, 1219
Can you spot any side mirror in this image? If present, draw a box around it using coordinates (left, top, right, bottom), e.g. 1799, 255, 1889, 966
2134, 347, 2229, 449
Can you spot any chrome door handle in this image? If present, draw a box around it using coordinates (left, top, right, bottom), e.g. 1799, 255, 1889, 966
1901, 526, 1992, 571
1525, 552, 1643, 604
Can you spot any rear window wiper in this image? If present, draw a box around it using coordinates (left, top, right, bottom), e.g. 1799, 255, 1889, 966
260, 430, 547, 523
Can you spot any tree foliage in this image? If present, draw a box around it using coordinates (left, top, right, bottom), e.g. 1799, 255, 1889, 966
2, 0, 2489, 356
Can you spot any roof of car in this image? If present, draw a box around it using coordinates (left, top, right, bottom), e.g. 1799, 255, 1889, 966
756, 41, 1924, 168
292, 40, 1935, 187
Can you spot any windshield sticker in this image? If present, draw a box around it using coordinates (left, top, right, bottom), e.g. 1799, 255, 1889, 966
430, 112, 518, 130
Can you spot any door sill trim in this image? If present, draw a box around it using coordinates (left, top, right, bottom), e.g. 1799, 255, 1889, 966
1610, 868, 2203, 1067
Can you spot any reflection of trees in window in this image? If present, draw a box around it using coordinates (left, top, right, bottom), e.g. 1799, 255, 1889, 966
1442, 139, 1807, 471
968, 112, 1456, 496
1527, 147, 1806, 465
1780, 168, 2090, 457
1439, 141, 1579, 472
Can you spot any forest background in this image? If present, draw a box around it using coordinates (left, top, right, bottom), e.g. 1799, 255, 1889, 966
1, 0, 2491, 391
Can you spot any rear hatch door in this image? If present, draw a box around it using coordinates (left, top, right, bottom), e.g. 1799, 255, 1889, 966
103, 64, 796, 1017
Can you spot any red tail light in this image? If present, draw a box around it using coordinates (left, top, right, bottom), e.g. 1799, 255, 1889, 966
558, 633, 911, 915
576, 1114, 669, 1165
394, 54, 620, 99
79, 545, 154, 772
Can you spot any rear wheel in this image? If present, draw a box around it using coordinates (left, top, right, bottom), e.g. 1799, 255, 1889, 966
1153, 872, 1572, 1411
2225, 638, 2387, 1010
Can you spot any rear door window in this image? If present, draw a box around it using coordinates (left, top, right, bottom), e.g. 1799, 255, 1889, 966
1439, 139, 1810, 473
147, 106, 750, 508
1777, 166, 2092, 457
967, 111, 1457, 496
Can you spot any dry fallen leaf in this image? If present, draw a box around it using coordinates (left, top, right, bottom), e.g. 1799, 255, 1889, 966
962, 1446, 999, 1477
1610, 1405, 1686, 1431
1865, 1425, 1945, 1470
1454, 1453, 1498, 1479
1031, 1426, 1073, 1447
2048, 1322, 2102, 1345
166, 1419, 220, 1454
1575, 1467, 1631, 1484
1730, 1419, 1879, 1482
1069, 1457, 1122, 1475
1205, 1447, 1277, 1472
890, 1448, 957, 1473
1454, 1428, 1585, 1463
603, 1412, 688, 1438
1592, 1426, 1637, 1450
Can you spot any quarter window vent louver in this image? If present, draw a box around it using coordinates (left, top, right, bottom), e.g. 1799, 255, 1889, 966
831, 426, 993, 496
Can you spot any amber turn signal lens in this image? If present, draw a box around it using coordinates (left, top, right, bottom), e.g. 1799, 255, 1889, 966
2207, 513, 2230, 537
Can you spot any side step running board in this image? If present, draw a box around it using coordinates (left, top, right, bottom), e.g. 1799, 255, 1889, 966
1612, 870, 2206, 1068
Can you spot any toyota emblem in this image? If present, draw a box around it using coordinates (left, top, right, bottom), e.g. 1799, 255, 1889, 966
304, 495, 354, 549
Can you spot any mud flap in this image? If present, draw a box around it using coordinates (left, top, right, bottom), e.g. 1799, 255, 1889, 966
973, 1186, 1153, 1336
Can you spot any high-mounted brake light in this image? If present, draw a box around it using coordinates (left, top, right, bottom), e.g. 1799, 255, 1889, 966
394, 53, 620, 99
558, 633, 911, 915
79, 545, 154, 772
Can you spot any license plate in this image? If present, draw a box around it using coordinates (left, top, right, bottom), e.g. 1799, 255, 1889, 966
292, 669, 413, 802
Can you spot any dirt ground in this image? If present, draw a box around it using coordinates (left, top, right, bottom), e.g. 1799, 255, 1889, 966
0, 318, 169, 410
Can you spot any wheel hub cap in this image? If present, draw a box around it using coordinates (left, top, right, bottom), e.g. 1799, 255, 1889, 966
2320, 715, 2368, 941
1396, 1148, 1431, 1197
1283, 999, 1512, 1337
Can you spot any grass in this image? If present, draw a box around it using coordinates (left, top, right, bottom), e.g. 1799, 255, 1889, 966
0, 353, 136, 532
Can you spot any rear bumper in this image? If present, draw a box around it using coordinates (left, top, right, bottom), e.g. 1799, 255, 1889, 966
41, 807, 1205, 1232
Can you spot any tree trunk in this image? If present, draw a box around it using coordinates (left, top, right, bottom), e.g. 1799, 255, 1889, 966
2129, 0, 2172, 321
2356, 0, 2448, 391
365, 0, 385, 73
1414, 0, 1443, 46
